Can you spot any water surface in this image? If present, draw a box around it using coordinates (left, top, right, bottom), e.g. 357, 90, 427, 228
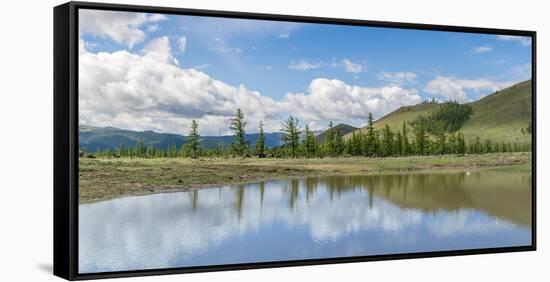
79, 170, 531, 273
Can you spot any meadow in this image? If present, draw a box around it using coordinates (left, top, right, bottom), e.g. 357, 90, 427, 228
79, 152, 531, 203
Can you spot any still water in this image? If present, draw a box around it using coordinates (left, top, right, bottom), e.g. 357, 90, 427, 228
79, 170, 531, 273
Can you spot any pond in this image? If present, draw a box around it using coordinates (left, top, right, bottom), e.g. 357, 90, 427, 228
79, 170, 532, 273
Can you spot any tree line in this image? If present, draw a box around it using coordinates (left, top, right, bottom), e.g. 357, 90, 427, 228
83, 106, 531, 159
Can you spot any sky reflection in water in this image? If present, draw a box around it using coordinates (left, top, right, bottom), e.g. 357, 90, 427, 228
79, 171, 531, 273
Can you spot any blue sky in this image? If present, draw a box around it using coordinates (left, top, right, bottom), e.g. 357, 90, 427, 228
79, 10, 532, 135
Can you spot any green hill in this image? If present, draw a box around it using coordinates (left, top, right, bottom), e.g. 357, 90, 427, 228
344, 80, 532, 144
316, 123, 358, 142
460, 80, 532, 143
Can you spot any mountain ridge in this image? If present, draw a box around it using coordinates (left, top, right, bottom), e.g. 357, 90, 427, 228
79, 125, 284, 151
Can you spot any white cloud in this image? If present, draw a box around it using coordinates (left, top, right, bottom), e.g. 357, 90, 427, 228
80, 35, 423, 135
342, 59, 363, 73
209, 46, 242, 53
289, 60, 321, 71
79, 36, 279, 135
189, 17, 300, 40
424, 76, 516, 102
496, 35, 532, 46
472, 46, 492, 53
79, 37, 88, 55
260, 65, 273, 71
378, 71, 417, 85
279, 32, 290, 38
507, 63, 532, 81
79, 10, 167, 48
147, 24, 158, 32
177, 36, 187, 52
192, 64, 210, 70
281, 78, 422, 122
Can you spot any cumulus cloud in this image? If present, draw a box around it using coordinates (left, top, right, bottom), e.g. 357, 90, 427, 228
79, 36, 279, 135
496, 35, 532, 46
471, 46, 492, 53
289, 60, 321, 71
80, 35, 429, 136
79, 9, 167, 48
177, 36, 187, 52
424, 76, 516, 102
281, 78, 422, 123
342, 59, 363, 73
378, 71, 417, 85
81, 35, 423, 135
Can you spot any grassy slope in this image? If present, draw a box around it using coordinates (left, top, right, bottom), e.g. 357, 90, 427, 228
460, 80, 532, 143
344, 80, 532, 144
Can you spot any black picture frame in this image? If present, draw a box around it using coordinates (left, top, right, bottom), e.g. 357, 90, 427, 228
54, 1, 537, 280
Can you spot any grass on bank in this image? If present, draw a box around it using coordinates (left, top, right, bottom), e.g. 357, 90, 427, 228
79, 152, 531, 203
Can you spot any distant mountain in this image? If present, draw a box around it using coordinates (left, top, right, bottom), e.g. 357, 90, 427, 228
312, 130, 324, 136
344, 79, 532, 144
79, 125, 284, 151
315, 123, 359, 142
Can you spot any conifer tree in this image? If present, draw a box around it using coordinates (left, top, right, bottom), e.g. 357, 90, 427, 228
187, 119, 201, 158
435, 130, 446, 155
396, 131, 403, 157
382, 124, 394, 157
118, 144, 126, 157
413, 122, 428, 155
136, 138, 145, 157
281, 116, 301, 158
255, 120, 266, 157
365, 113, 376, 157
303, 125, 316, 158
350, 131, 363, 156
325, 121, 337, 156
230, 108, 247, 156
401, 121, 410, 156
334, 130, 344, 156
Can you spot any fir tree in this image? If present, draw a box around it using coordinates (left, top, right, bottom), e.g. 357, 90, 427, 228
401, 121, 410, 156
255, 120, 266, 158
365, 113, 376, 157
435, 130, 446, 155
382, 124, 394, 157
396, 131, 403, 156
281, 116, 301, 158
350, 131, 363, 156
187, 119, 201, 158
229, 108, 247, 156
413, 121, 428, 155
325, 121, 337, 156
303, 125, 316, 158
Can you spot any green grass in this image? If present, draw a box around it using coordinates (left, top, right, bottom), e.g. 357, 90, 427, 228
79, 152, 531, 203
344, 80, 532, 144
460, 80, 532, 143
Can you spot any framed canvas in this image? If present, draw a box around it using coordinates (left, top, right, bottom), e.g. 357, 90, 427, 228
54, 1, 536, 280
